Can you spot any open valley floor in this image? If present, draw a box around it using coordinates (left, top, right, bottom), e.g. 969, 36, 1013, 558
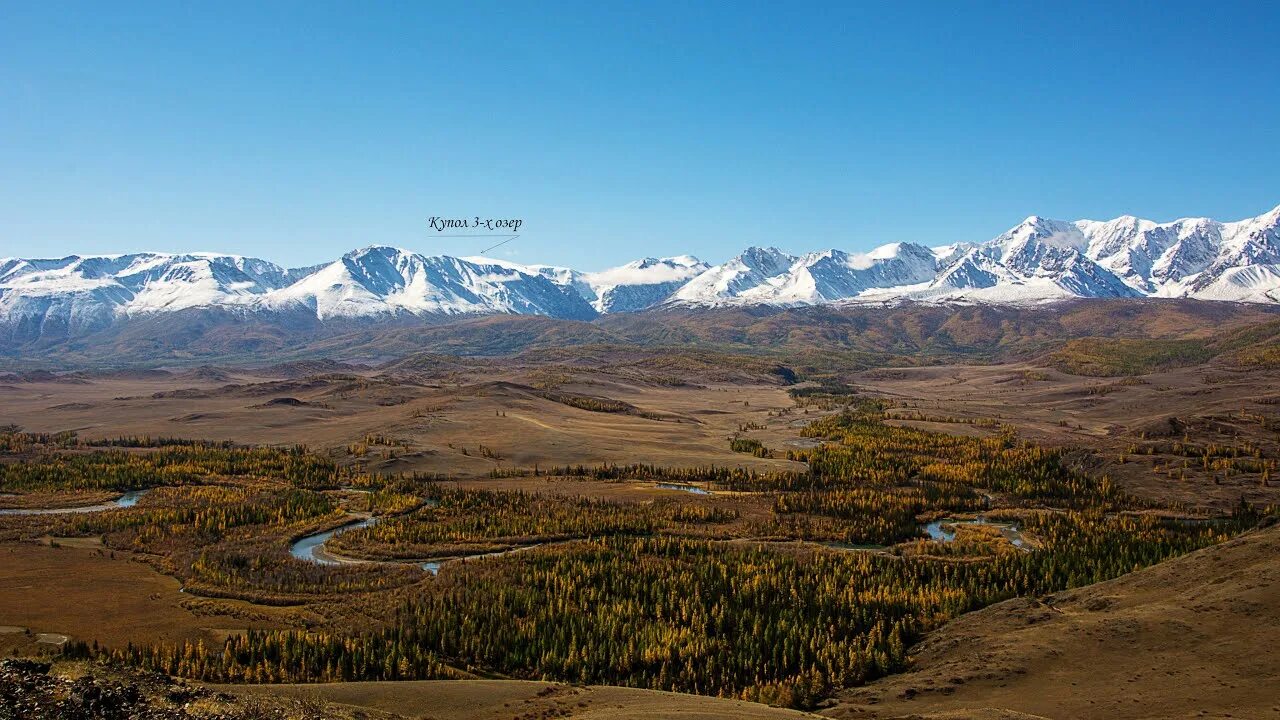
2, 313, 1279, 718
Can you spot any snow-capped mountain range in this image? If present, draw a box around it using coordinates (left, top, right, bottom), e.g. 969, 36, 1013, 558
4, 205, 1279, 341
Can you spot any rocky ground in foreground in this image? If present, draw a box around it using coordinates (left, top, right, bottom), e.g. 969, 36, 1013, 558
0, 659, 347, 720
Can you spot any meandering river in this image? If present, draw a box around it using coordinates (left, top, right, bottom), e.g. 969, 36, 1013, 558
288, 510, 1035, 576
0, 489, 149, 516
924, 516, 1029, 548
288, 515, 561, 575
288, 515, 378, 564
655, 483, 713, 495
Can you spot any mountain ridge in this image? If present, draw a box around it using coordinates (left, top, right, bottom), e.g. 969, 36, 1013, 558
4, 204, 1280, 344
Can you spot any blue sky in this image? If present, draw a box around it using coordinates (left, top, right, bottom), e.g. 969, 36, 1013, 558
2, 1, 1278, 270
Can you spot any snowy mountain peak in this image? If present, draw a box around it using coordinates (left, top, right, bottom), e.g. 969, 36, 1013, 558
738, 245, 793, 264
452, 254, 709, 314
577, 256, 710, 313
267, 248, 595, 321
670, 248, 796, 305
997, 216, 1089, 257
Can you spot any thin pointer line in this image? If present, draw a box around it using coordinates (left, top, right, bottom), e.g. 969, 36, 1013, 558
479, 235, 520, 254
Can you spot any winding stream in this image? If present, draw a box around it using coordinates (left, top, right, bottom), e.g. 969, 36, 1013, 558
287, 516, 562, 575
924, 516, 1028, 549
288, 515, 443, 572
289, 512, 1035, 575
0, 489, 149, 516
288, 516, 378, 564
656, 483, 713, 495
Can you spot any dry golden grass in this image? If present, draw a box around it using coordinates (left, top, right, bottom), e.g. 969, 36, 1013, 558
825, 523, 1280, 720
0, 542, 282, 652
223, 678, 821, 719
0, 369, 809, 479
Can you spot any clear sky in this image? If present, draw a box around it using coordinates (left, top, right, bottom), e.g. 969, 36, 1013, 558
2, 1, 1278, 270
